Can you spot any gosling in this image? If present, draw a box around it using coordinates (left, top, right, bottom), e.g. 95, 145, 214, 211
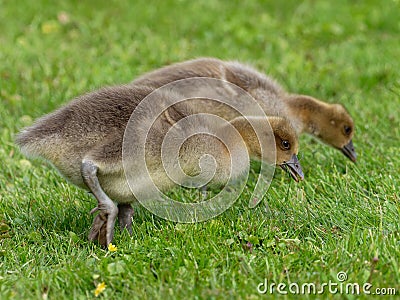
133, 57, 357, 162
16, 84, 303, 247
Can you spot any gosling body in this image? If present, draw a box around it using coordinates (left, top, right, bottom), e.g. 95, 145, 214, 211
17, 84, 303, 247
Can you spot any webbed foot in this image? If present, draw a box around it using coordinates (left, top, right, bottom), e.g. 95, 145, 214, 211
88, 205, 118, 248
118, 203, 134, 235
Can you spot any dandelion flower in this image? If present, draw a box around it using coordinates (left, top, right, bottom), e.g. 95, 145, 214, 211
108, 243, 117, 252
94, 282, 106, 297
41, 20, 59, 34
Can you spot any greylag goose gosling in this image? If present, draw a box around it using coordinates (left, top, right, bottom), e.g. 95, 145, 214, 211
132, 57, 357, 162
16, 84, 303, 247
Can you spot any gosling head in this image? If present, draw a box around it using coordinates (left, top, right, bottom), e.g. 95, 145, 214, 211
230, 116, 304, 182
315, 102, 356, 162
268, 116, 304, 182
287, 95, 357, 162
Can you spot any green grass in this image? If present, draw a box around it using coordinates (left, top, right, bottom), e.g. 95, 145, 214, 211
1, 0, 399, 299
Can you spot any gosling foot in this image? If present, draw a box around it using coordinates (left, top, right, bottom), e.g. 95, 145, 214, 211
88, 204, 118, 248
118, 203, 134, 235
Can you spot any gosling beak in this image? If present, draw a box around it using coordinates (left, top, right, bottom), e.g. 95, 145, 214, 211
280, 154, 304, 182
341, 139, 357, 162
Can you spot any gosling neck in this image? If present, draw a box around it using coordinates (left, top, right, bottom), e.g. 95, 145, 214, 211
228, 116, 264, 158
284, 95, 329, 136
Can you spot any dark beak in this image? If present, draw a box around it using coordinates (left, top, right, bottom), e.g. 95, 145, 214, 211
280, 154, 304, 182
341, 139, 357, 162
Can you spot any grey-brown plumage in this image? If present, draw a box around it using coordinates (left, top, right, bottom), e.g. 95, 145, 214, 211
16, 84, 303, 247
132, 57, 357, 162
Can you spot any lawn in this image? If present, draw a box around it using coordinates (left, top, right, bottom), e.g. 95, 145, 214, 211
1, 0, 399, 299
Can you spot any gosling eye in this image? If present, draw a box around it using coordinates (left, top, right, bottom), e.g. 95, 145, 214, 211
343, 125, 352, 135
281, 140, 291, 150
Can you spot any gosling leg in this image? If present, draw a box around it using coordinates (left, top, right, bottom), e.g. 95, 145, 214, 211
200, 185, 208, 200
81, 159, 118, 248
118, 203, 134, 234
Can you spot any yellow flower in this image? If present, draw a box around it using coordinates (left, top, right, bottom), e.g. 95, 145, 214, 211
108, 243, 117, 252
41, 20, 59, 34
94, 282, 106, 297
